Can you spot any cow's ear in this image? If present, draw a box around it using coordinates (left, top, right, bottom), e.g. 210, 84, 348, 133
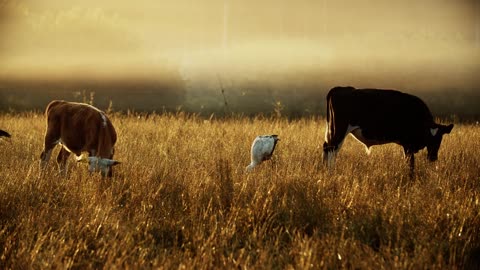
430, 128, 439, 136
443, 124, 454, 134
110, 160, 121, 166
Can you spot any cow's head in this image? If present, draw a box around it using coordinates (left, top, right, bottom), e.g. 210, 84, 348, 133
427, 123, 454, 161
77, 155, 121, 177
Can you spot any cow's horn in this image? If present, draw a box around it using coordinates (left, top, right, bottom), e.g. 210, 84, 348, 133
106, 159, 121, 166
97, 158, 121, 166
76, 154, 88, 163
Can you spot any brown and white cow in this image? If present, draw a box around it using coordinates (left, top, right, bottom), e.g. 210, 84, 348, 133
40, 100, 120, 177
323, 86, 453, 176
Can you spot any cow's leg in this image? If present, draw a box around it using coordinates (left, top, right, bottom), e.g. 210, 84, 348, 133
40, 130, 59, 170
403, 147, 415, 178
56, 148, 71, 175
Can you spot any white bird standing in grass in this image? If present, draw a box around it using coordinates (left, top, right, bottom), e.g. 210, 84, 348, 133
246, 135, 280, 172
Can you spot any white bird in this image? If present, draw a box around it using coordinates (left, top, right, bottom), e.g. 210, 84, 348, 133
246, 135, 280, 172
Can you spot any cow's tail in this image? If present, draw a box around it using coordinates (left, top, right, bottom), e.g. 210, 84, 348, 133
323, 90, 333, 165
324, 90, 334, 144
324, 86, 355, 144
323, 87, 354, 165
325, 91, 331, 124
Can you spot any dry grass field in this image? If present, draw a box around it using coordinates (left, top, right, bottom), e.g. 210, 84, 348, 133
0, 112, 479, 269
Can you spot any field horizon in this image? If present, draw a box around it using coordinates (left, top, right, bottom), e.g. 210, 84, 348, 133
0, 112, 479, 269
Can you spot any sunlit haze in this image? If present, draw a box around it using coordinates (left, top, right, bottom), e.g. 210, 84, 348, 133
0, 0, 479, 115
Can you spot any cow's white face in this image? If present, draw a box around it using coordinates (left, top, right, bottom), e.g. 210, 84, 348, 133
77, 155, 120, 177
86, 157, 120, 176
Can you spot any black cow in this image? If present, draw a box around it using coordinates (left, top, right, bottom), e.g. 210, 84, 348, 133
322, 86, 453, 176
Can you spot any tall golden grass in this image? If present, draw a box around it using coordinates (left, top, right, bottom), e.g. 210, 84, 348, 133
0, 112, 479, 269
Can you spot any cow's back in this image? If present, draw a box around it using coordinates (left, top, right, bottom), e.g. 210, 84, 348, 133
45, 100, 116, 156
327, 87, 434, 145
350, 89, 433, 130
46, 100, 103, 134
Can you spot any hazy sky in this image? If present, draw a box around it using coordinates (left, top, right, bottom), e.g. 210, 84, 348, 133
0, 0, 478, 81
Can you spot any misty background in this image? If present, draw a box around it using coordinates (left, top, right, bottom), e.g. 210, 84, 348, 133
1, 0, 479, 118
